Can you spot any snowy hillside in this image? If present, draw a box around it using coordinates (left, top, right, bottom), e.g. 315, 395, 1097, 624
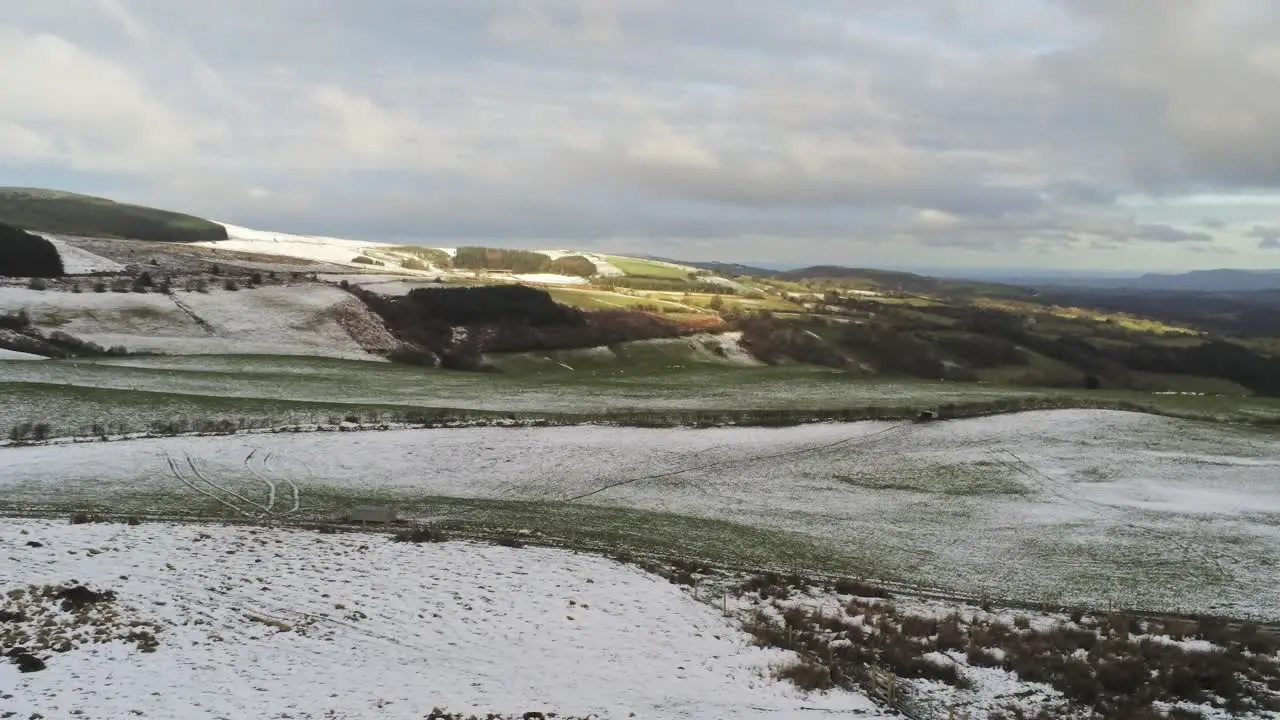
0, 285, 388, 359
0, 520, 886, 720
4, 410, 1277, 618
204, 222, 394, 268
196, 223, 656, 283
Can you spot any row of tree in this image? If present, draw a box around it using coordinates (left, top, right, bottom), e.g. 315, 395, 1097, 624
452, 247, 598, 277
347, 284, 684, 371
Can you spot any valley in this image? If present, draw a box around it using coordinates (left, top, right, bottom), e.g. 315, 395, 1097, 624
3, 193, 1280, 719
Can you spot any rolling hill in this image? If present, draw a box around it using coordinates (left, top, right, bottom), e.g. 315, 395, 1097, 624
0, 187, 228, 243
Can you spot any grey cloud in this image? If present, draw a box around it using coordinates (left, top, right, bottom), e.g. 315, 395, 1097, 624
2, 0, 1279, 268
1248, 225, 1280, 249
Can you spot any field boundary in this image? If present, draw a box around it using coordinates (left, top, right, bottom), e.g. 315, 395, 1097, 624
6, 393, 1279, 448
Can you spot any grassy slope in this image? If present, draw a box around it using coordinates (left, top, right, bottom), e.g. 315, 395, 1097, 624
605, 255, 696, 280
0, 188, 227, 242
4, 354, 1280, 442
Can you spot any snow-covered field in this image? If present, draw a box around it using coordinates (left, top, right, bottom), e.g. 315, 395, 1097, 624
194, 223, 664, 281
0, 520, 886, 720
43, 235, 126, 274
0, 285, 381, 359
0, 347, 46, 360
4, 410, 1279, 619
202, 223, 396, 268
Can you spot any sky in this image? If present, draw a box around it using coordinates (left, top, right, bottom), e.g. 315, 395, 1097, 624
2, 0, 1280, 272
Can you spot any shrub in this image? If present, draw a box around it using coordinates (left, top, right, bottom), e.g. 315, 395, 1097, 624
131, 281, 149, 293
209, 264, 221, 275
27, 277, 49, 290
137, 271, 153, 287
0, 309, 31, 329
0, 223, 64, 278
393, 525, 449, 543
223, 279, 239, 291
352, 256, 382, 266
71, 283, 82, 293
900, 615, 939, 638
249, 272, 262, 284
494, 536, 526, 549
775, 658, 833, 691
93, 281, 107, 293
966, 644, 1003, 667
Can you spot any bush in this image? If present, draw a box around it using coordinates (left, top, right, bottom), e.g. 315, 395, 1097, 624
775, 658, 833, 691
393, 526, 449, 543
351, 256, 383, 266
137, 271, 153, 287
249, 272, 262, 284
223, 279, 239, 291
93, 281, 107, 293
832, 578, 890, 598
27, 277, 49, 290
0, 310, 31, 329
0, 223, 64, 278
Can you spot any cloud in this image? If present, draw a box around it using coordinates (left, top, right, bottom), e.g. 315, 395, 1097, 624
1, 1, 1279, 269
1248, 225, 1280, 249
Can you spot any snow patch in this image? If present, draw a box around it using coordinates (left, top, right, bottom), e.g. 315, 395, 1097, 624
511, 273, 589, 285
42, 236, 126, 274
0, 347, 48, 360
0, 520, 885, 719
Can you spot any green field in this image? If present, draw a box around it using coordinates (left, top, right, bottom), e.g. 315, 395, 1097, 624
605, 255, 696, 280
5, 353, 1280, 440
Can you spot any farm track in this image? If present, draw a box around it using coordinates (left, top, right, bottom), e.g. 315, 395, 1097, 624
3, 505, 1278, 635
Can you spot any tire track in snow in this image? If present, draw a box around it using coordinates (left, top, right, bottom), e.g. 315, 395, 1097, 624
185, 455, 273, 516
263, 451, 302, 515
243, 449, 277, 514
166, 454, 257, 517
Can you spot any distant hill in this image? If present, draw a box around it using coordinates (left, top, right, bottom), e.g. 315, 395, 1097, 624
774, 265, 940, 292
1128, 269, 1280, 293
0, 188, 227, 243
639, 256, 781, 278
